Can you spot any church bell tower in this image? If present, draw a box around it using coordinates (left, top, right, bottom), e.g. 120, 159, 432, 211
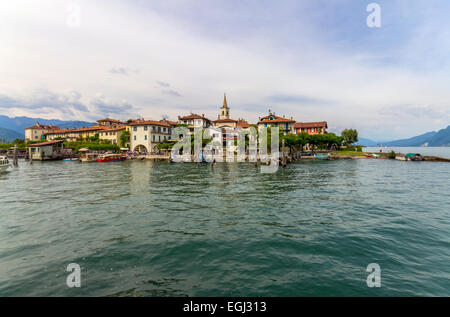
219, 93, 230, 120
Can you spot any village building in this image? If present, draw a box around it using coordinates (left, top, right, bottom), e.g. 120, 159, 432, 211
98, 126, 126, 145
45, 126, 108, 141
129, 119, 172, 154
294, 122, 328, 135
178, 114, 211, 132
257, 111, 296, 135
97, 118, 124, 128
27, 140, 71, 160
25, 122, 60, 141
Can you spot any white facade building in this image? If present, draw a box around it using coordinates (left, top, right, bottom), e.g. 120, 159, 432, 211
129, 120, 172, 154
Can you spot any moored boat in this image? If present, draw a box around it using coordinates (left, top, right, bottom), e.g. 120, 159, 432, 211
96, 154, 126, 163
62, 157, 79, 162
364, 153, 380, 158
314, 153, 330, 160
0, 156, 12, 172
406, 153, 424, 161
80, 153, 99, 163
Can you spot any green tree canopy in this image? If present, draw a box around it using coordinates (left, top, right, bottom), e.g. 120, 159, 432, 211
341, 129, 358, 146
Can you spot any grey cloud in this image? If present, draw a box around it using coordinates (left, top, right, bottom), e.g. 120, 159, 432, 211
266, 94, 329, 104
379, 104, 449, 120
90, 97, 139, 118
109, 67, 139, 76
157, 81, 170, 88
161, 89, 182, 97
0, 89, 88, 116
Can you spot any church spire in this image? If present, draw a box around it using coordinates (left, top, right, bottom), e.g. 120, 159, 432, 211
219, 93, 230, 120
223, 93, 228, 108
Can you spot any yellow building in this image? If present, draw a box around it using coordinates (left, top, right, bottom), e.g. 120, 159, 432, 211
257, 111, 296, 135
25, 122, 60, 141
99, 126, 126, 145
45, 126, 108, 141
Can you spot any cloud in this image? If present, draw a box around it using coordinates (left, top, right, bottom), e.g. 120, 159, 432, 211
0, 89, 140, 121
0, 89, 88, 117
265, 94, 331, 105
156, 81, 170, 88
108, 67, 139, 76
161, 89, 182, 97
379, 104, 450, 121
89, 94, 139, 119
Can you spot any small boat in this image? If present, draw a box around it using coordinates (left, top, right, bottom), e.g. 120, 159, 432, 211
79, 152, 98, 163
405, 153, 424, 161
62, 158, 79, 162
96, 154, 126, 163
0, 156, 12, 172
314, 153, 330, 160
395, 156, 407, 161
364, 153, 380, 158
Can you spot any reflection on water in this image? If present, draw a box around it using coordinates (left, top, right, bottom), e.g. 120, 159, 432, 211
0, 159, 449, 296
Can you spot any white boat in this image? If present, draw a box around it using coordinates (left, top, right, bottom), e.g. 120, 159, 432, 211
80, 152, 99, 163
0, 156, 12, 172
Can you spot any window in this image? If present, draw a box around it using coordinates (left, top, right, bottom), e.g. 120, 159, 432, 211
158, 127, 161, 132
159, 135, 161, 142
311, 128, 315, 132
144, 126, 148, 131
133, 127, 137, 131
152, 135, 155, 141
163, 127, 166, 132
134, 136, 136, 140
145, 135, 147, 140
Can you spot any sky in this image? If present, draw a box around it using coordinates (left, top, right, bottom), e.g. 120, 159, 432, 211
0, 0, 449, 140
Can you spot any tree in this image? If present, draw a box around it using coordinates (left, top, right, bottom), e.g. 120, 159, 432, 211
120, 130, 130, 148
341, 129, 358, 146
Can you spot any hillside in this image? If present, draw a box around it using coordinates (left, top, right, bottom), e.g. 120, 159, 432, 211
0, 127, 24, 142
0, 115, 95, 135
383, 125, 450, 147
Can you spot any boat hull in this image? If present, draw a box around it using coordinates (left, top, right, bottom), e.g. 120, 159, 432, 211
0, 164, 11, 172
96, 157, 126, 163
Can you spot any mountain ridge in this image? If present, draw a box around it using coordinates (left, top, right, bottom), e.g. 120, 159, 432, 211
0, 115, 95, 135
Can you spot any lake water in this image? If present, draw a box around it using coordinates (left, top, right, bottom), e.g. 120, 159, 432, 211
0, 159, 449, 296
365, 146, 450, 158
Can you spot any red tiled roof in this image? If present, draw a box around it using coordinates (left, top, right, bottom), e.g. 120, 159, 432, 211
258, 114, 296, 124
28, 140, 65, 147
25, 124, 60, 130
97, 118, 123, 123
213, 118, 237, 123
44, 126, 109, 135
236, 120, 250, 128
159, 119, 178, 126
101, 126, 126, 131
179, 114, 211, 121
129, 120, 171, 127
294, 121, 328, 129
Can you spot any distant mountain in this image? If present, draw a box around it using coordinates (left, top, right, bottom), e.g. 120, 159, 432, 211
0, 127, 24, 142
383, 125, 450, 147
356, 137, 379, 147
0, 115, 95, 135
427, 125, 450, 147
